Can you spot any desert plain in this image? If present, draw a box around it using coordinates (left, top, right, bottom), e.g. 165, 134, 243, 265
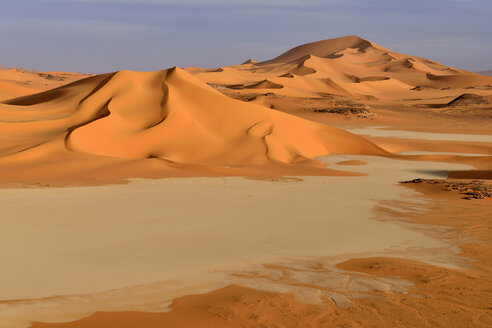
0, 35, 491, 327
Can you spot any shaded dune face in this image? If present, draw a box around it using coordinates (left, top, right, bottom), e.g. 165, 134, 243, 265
0, 68, 385, 180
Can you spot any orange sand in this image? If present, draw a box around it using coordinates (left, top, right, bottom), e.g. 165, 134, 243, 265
0, 67, 87, 100
0, 67, 385, 186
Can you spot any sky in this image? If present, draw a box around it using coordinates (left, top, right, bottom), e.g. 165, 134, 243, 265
1, 0, 491, 73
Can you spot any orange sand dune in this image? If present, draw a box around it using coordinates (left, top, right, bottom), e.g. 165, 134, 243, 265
29, 285, 324, 328
243, 79, 283, 89
0, 80, 39, 100
185, 35, 492, 102
0, 67, 88, 101
0, 67, 385, 185
260, 35, 388, 64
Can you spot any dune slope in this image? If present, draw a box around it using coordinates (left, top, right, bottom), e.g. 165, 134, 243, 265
0, 67, 385, 185
0, 67, 88, 101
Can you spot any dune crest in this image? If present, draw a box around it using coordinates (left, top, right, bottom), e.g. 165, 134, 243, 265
243, 79, 284, 89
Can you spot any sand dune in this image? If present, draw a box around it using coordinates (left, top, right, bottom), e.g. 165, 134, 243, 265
0, 80, 39, 100
0, 67, 385, 185
259, 35, 386, 65
383, 58, 418, 72
242, 59, 259, 65
279, 72, 294, 78
186, 35, 492, 103
243, 79, 284, 89
0, 67, 88, 100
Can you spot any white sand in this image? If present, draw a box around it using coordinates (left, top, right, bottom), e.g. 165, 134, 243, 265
0, 156, 469, 299
398, 150, 490, 156
345, 126, 492, 142
0, 155, 471, 328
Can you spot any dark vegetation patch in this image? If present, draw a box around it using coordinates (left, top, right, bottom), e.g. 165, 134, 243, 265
401, 179, 492, 200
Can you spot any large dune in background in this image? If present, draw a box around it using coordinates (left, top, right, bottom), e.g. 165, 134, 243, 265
0, 67, 385, 185
186, 35, 492, 102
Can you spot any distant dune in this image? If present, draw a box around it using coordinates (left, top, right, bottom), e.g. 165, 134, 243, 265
0, 67, 88, 100
0, 80, 39, 101
187, 35, 492, 101
0, 67, 385, 185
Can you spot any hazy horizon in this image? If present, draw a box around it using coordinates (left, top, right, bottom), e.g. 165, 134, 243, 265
2, 0, 491, 73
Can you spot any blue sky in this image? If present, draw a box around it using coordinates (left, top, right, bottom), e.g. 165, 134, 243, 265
1, 0, 490, 73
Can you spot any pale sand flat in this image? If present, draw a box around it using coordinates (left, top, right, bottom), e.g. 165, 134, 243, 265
0, 155, 471, 328
345, 126, 492, 142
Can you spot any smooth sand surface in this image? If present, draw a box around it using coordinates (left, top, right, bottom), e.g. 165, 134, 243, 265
0, 155, 471, 328
346, 126, 492, 142
28, 183, 492, 328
